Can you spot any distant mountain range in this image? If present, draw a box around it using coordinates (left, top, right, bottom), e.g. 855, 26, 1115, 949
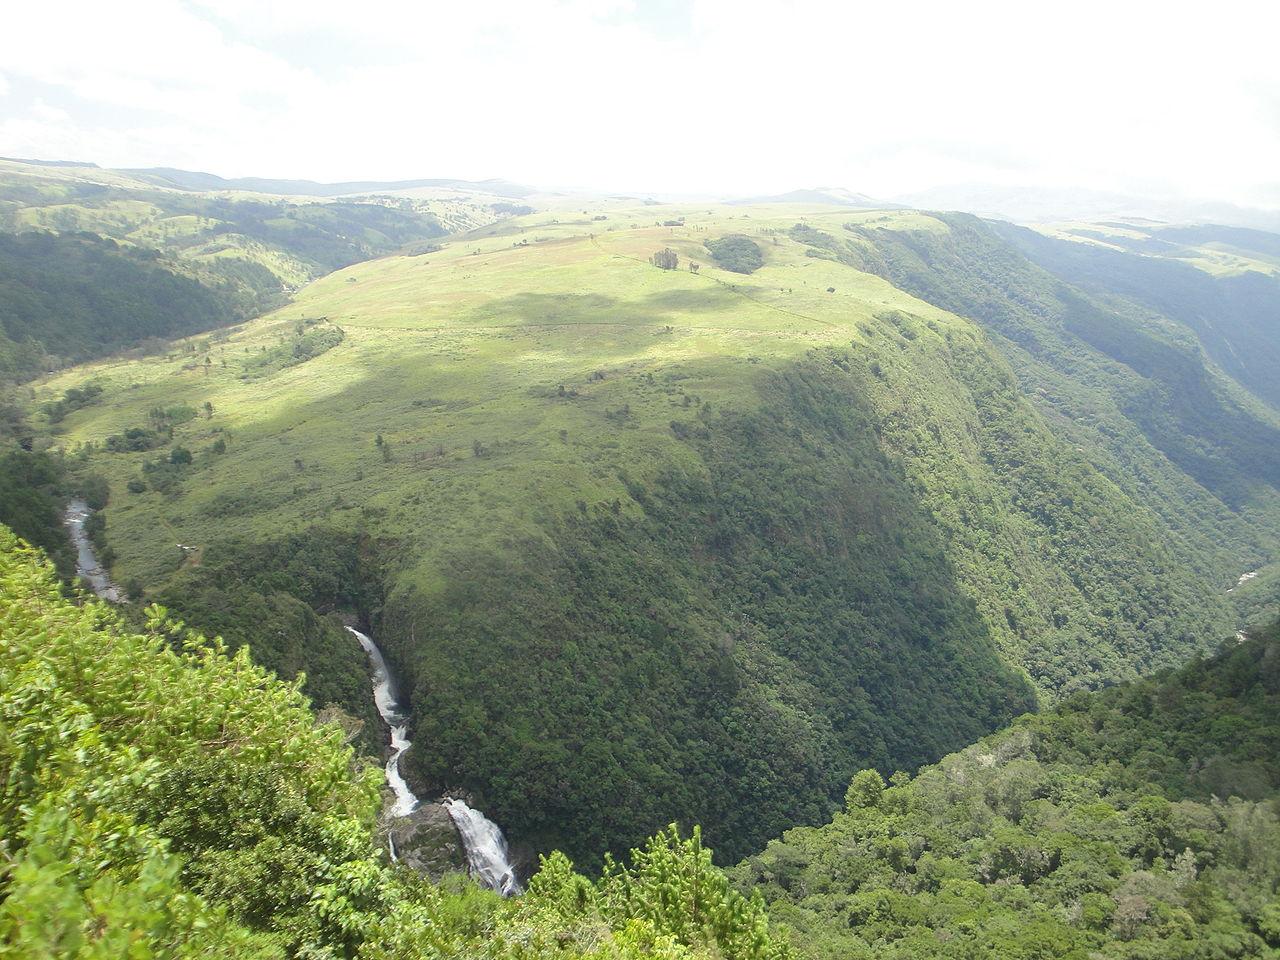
728, 186, 903, 208
894, 182, 1280, 231
726, 182, 1280, 232
121, 167, 535, 199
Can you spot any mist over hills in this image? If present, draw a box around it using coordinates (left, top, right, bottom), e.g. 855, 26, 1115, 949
895, 182, 1280, 232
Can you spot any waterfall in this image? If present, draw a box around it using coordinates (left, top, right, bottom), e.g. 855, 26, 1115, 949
347, 626, 419, 817
445, 798, 523, 896
64, 499, 123, 602
346, 626, 520, 894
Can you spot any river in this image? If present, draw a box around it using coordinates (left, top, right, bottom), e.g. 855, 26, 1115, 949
64, 499, 124, 602
345, 626, 521, 895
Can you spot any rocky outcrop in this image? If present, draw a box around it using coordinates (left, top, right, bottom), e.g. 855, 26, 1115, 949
384, 803, 467, 877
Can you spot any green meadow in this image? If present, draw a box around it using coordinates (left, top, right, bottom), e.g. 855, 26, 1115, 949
40, 205, 967, 585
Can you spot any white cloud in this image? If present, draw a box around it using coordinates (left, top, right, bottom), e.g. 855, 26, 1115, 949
0, 0, 1277, 207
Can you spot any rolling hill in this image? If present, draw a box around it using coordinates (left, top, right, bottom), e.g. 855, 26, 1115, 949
26, 201, 1279, 864
0, 159, 521, 379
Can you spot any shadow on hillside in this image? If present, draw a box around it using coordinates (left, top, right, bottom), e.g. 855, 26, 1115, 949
854, 214, 1280, 508
345, 350, 1040, 868
462, 285, 749, 330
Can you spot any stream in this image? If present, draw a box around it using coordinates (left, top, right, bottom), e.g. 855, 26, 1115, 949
346, 627, 521, 896
64, 499, 124, 602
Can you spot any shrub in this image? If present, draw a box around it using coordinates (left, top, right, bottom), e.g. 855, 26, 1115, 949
650, 249, 680, 270
705, 235, 763, 274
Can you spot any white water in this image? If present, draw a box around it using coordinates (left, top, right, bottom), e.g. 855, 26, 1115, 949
346, 626, 419, 817
64, 499, 123, 602
346, 626, 520, 893
1227, 570, 1260, 593
445, 798, 522, 896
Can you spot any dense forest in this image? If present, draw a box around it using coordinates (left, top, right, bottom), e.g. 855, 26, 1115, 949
3, 521, 1275, 957
390, 359, 1039, 865
0, 231, 240, 378
387, 331, 1266, 865
152, 530, 386, 752
734, 619, 1280, 958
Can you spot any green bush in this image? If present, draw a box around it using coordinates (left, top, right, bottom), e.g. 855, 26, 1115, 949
705, 235, 764, 274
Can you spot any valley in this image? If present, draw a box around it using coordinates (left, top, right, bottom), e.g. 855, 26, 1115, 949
23, 198, 1279, 867
5, 6, 1279, 955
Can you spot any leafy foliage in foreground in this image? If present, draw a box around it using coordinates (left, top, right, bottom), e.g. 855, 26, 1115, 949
0, 524, 791, 959
735, 621, 1280, 958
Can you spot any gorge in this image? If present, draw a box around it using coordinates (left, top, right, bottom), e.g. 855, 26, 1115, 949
347, 626, 521, 895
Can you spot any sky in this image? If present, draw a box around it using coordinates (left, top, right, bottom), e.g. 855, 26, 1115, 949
1, 0, 1278, 208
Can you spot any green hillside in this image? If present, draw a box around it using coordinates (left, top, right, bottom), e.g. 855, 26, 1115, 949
1004, 220, 1280, 409
0, 231, 239, 377
0, 522, 790, 959
3, 519, 1274, 958
27, 203, 1278, 864
734, 620, 1280, 958
0, 159, 510, 379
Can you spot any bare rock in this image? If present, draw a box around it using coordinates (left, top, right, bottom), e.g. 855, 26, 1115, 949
385, 803, 466, 877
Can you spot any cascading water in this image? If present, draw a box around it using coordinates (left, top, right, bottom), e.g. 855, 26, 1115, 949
346, 626, 521, 894
347, 627, 419, 817
445, 798, 522, 896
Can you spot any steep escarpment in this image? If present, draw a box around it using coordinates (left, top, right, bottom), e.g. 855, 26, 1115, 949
382, 356, 1038, 865
828, 213, 1280, 619
381, 310, 1247, 863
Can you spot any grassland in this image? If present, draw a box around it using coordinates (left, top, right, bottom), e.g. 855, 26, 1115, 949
39, 205, 960, 581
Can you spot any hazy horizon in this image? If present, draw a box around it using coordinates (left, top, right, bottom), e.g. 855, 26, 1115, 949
2, 1, 1279, 215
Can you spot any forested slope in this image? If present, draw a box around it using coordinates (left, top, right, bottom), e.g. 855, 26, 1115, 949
833, 213, 1280, 618
3, 517, 1274, 958
735, 620, 1280, 958
0, 522, 791, 959
0, 231, 240, 377
1001, 220, 1280, 409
